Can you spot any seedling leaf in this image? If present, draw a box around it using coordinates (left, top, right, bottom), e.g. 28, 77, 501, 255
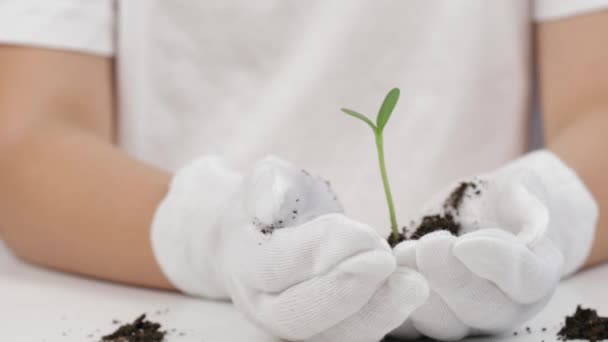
340, 108, 376, 131
376, 88, 400, 132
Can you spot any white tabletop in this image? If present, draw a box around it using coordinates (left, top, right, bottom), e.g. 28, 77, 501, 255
1, 241, 605, 342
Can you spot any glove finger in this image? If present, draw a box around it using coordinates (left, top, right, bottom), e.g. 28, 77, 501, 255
239, 249, 395, 340
416, 231, 524, 331
412, 292, 552, 341
393, 240, 418, 268
233, 213, 390, 292
495, 177, 550, 245
309, 267, 429, 342
389, 319, 422, 340
411, 291, 470, 341
244, 156, 342, 227
453, 229, 562, 304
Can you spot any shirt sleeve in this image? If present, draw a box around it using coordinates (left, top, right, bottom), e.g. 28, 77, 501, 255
534, 0, 608, 21
0, 0, 115, 56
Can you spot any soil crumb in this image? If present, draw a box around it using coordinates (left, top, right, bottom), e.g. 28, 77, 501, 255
253, 217, 285, 235
558, 306, 608, 342
102, 314, 166, 342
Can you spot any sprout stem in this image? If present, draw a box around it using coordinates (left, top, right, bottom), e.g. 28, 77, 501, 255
340, 88, 401, 242
375, 132, 399, 240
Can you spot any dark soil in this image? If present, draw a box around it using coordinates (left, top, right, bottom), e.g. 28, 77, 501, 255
101, 314, 166, 342
409, 213, 460, 240
558, 306, 608, 342
387, 230, 407, 247
253, 217, 286, 235
387, 181, 480, 245
443, 181, 477, 212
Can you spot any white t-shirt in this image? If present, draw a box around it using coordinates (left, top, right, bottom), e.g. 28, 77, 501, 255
1, 0, 607, 233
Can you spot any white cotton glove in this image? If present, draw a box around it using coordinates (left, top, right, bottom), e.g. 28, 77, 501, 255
152, 155, 429, 342
389, 150, 598, 341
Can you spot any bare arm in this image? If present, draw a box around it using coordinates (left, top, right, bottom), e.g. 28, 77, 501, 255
537, 10, 608, 268
0, 46, 174, 289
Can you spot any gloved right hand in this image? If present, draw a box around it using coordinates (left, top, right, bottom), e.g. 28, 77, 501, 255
151, 156, 429, 341
389, 151, 598, 341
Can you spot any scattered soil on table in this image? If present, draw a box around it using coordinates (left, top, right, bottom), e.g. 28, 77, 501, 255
387, 181, 481, 246
101, 314, 166, 342
558, 305, 608, 342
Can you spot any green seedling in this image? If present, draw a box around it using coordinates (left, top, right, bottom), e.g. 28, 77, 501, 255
341, 88, 401, 241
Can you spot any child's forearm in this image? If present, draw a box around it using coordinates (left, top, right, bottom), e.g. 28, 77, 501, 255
547, 111, 608, 268
0, 46, 174, 289
538, 12, 608, 269
0, 122, 174, 289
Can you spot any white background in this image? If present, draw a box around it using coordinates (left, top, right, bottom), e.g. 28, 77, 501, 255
1, 241, 605, 342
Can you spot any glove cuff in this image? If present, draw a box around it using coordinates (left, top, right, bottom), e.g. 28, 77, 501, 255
506, 150, 598, 276
151, 156, 243, 298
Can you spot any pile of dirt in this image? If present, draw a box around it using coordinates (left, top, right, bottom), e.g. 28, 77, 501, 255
101, 314, 166, 342
558, 306, 608, 342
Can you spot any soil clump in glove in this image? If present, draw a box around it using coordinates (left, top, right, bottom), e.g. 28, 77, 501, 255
388, 181, 481, 247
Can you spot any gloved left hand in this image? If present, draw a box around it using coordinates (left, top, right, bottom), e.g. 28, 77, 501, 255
389, 150, 598, 341
152, 155, 429, 342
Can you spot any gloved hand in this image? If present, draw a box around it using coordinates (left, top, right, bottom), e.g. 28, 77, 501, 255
389, 150, 598, 341
152, 155, 429, 342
